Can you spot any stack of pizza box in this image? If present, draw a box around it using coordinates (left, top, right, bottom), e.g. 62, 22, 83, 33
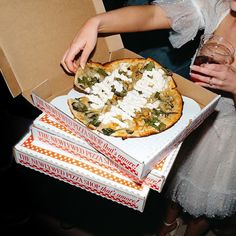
14, 112, 182, 212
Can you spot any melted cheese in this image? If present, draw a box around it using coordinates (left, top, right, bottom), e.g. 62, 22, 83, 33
113, 80, 123, 93
86, 63, 132, 109
98, 67, 168, 128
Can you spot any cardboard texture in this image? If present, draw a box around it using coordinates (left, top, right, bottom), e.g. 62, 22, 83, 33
0, 0, 123, 100
14, 133, 149, 212
1, 1, 220, 180
32, 113, 182, 192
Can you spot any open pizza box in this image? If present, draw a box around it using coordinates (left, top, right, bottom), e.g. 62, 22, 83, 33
0, 0, 220, 181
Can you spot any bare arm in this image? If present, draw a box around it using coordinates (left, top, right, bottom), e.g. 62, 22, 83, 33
97, 5, 171, 33
61, 5, 171, 73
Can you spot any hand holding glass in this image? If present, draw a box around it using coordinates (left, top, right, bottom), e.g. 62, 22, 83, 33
191, 34, 235, 82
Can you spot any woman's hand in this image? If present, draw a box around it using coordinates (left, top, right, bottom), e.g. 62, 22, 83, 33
60, 5, 171, 74
60, 4, 171, 74
190, 64, 236, 96
61, 17, 100, 74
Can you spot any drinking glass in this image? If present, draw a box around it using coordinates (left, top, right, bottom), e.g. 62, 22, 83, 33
191, 34, 235, 82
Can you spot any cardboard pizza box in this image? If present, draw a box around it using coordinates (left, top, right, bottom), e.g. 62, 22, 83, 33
0, 0, 220, 180
31, 113, 182, 191
14, 132, 150, 212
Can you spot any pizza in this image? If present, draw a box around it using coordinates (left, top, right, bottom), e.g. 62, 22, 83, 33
68, 58, 183, 138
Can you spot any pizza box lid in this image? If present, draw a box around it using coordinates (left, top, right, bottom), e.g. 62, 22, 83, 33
0, 0, 126, 102
0, 1, 220, 114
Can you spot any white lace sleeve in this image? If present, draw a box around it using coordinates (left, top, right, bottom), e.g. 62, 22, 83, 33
151, 0, 230, 48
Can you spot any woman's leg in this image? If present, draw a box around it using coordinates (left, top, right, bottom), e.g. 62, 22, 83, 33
184, 216, 210, 236
157, 201, 182, 236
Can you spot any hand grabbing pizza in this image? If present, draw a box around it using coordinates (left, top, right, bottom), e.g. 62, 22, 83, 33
61, 18, 99, 73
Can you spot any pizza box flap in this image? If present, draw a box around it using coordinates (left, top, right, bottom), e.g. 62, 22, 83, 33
173, 73, 217, 108
0, 0, 124, 101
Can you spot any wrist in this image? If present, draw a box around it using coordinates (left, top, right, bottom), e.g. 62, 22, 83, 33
86, 16, 101, 32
